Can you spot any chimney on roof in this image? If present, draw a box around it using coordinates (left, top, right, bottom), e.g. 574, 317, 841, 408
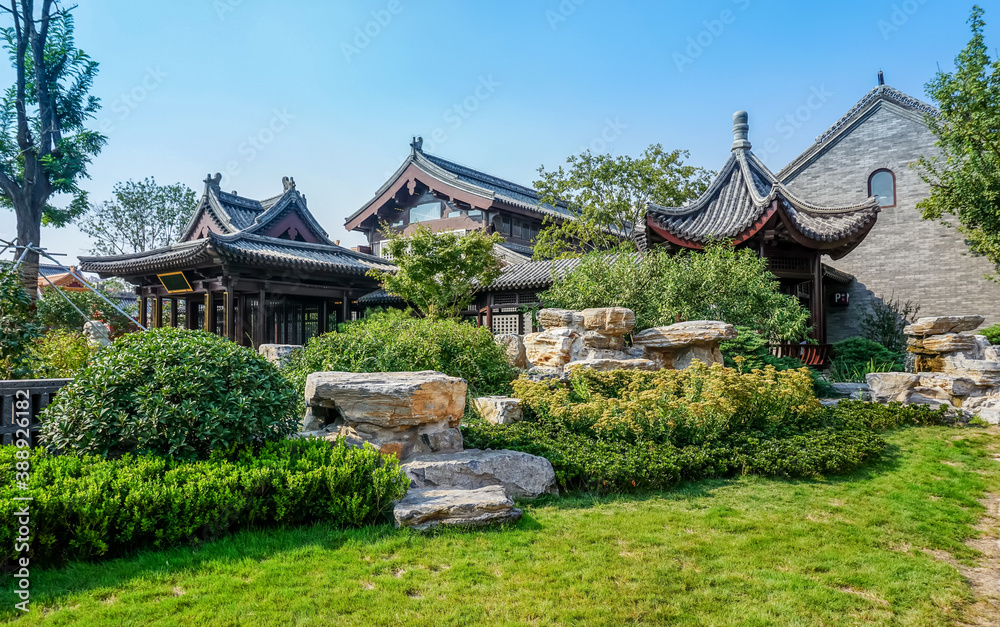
878, 70, 885, 86
731, 111, 751, 151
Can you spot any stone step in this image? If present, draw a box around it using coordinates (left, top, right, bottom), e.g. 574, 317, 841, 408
401, 448, 559, 498
393, 486, 522, 530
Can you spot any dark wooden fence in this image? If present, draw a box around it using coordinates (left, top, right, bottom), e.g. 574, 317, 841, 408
0, 379, 72, 446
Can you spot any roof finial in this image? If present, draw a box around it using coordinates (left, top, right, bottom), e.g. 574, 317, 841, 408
878, 70, 885, 86
282, 176, 296, 191
410, 136, 423, 153
731, 111, 751, 152
204, 172, 222, 193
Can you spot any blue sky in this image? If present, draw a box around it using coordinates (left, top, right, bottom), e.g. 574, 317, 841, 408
0, 0, 995, 263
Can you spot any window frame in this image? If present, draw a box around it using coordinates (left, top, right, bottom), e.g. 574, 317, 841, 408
868, 169, 896, 208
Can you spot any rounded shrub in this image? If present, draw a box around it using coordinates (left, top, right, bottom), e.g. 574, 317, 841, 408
284, 309, 518, 398
39, 327, 299, 460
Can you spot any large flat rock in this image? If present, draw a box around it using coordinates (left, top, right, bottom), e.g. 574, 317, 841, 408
524, 328, 581, 369
565, 358, 658, 374
305, 370, 466, 428
537, 308, 584, 332
402, 449, 559, 498
632, 321, 737, 349
904, 315, 984, 337
581, 307, 636, 335
393, 486, 522, 530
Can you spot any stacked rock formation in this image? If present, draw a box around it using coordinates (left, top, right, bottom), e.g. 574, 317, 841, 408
522, 307, 736, 375
302, 370, 558, 530
866, 315, 1000, 424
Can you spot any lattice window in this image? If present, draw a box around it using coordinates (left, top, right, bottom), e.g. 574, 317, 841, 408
493, 292, 517, 305
518, 292, 539, 304
491, 314, 521, 335
767, 256, 810, 272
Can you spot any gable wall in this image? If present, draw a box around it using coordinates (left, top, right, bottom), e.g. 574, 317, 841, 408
782, 103, 1000, 341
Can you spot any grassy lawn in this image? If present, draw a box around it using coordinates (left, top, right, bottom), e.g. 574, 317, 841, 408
3, 426, 999, 626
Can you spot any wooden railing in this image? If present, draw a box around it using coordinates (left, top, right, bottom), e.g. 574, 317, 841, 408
0, 379, 72, 446
768, 344, 831, 367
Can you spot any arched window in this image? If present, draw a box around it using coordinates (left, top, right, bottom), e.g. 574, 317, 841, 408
868, 169, 896, 207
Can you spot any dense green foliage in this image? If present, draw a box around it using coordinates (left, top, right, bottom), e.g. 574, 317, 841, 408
368, 225, 504, 319
858, 293, 920, 353
540, 244, 811, 339
0, 262, 42, 379
532, 144, 712, 258
917, 6, 1000, 278
829, 337, 905, 383
463, 367, 949, 493
39, 327, 299, 460
285, 310, 518, 399
981, 323, 1000, 344
0, 439, 409, 565
26, 329, 95, 378
78, 177, 198, 256
36, 278, 137, 338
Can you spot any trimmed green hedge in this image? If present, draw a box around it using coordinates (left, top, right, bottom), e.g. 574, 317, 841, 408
0, 439, 409, 566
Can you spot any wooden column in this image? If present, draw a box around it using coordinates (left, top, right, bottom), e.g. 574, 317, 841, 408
169, 298, 178, 328
225, 288, 235, 341
204, 293, 212, 333
255, 288, 266, 348
139, 296, 148, 328
153, 297, 163, 328
340, 293, 350, 326
812, 255, 825, 344
185, 297, 195, 330
319, 300, 328, 335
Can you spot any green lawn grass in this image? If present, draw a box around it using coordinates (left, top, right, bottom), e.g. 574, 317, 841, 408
3, 426, 999, 626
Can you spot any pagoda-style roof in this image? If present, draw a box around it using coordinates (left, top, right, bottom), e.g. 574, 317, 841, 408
80, 176, 393, 279
779, 83, 938, 182
647, 111, 881, 258
345, 139, 574, 233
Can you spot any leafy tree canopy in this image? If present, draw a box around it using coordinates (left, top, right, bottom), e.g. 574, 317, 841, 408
78, 177, 198, 255
532, 144, 712, 259
367, 225, 505, 319
917, 5, 1000, 278
540, 243, 811, 340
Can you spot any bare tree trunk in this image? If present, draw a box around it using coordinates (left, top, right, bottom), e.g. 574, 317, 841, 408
14, 201, 42, 299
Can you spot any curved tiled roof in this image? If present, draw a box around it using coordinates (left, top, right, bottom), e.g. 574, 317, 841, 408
649, 139, 880, 246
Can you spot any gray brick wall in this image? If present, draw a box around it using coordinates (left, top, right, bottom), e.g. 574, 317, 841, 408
784, 102, 1000, 342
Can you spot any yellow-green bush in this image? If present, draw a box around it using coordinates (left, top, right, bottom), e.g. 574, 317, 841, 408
513, 363, 818, 445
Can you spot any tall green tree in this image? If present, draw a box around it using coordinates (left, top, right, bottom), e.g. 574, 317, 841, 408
533, 144, 712, 259
368, 225, 504, 319
541, 244, 811, 340
0, 1, 105, 299
79, 178, 197, 255
917, 5, 1000, 278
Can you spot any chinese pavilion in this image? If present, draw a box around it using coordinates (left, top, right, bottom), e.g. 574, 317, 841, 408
79, 175, 393, 347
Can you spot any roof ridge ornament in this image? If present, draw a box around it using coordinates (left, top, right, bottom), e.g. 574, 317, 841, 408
204, 172, 222, 192
410, 136, 423, 153
731, 111, 751, 152
282, 176, 296, 191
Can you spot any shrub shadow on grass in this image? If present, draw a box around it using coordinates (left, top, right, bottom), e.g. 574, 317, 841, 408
18, 520, 406, 613
537, 441, 907, 512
